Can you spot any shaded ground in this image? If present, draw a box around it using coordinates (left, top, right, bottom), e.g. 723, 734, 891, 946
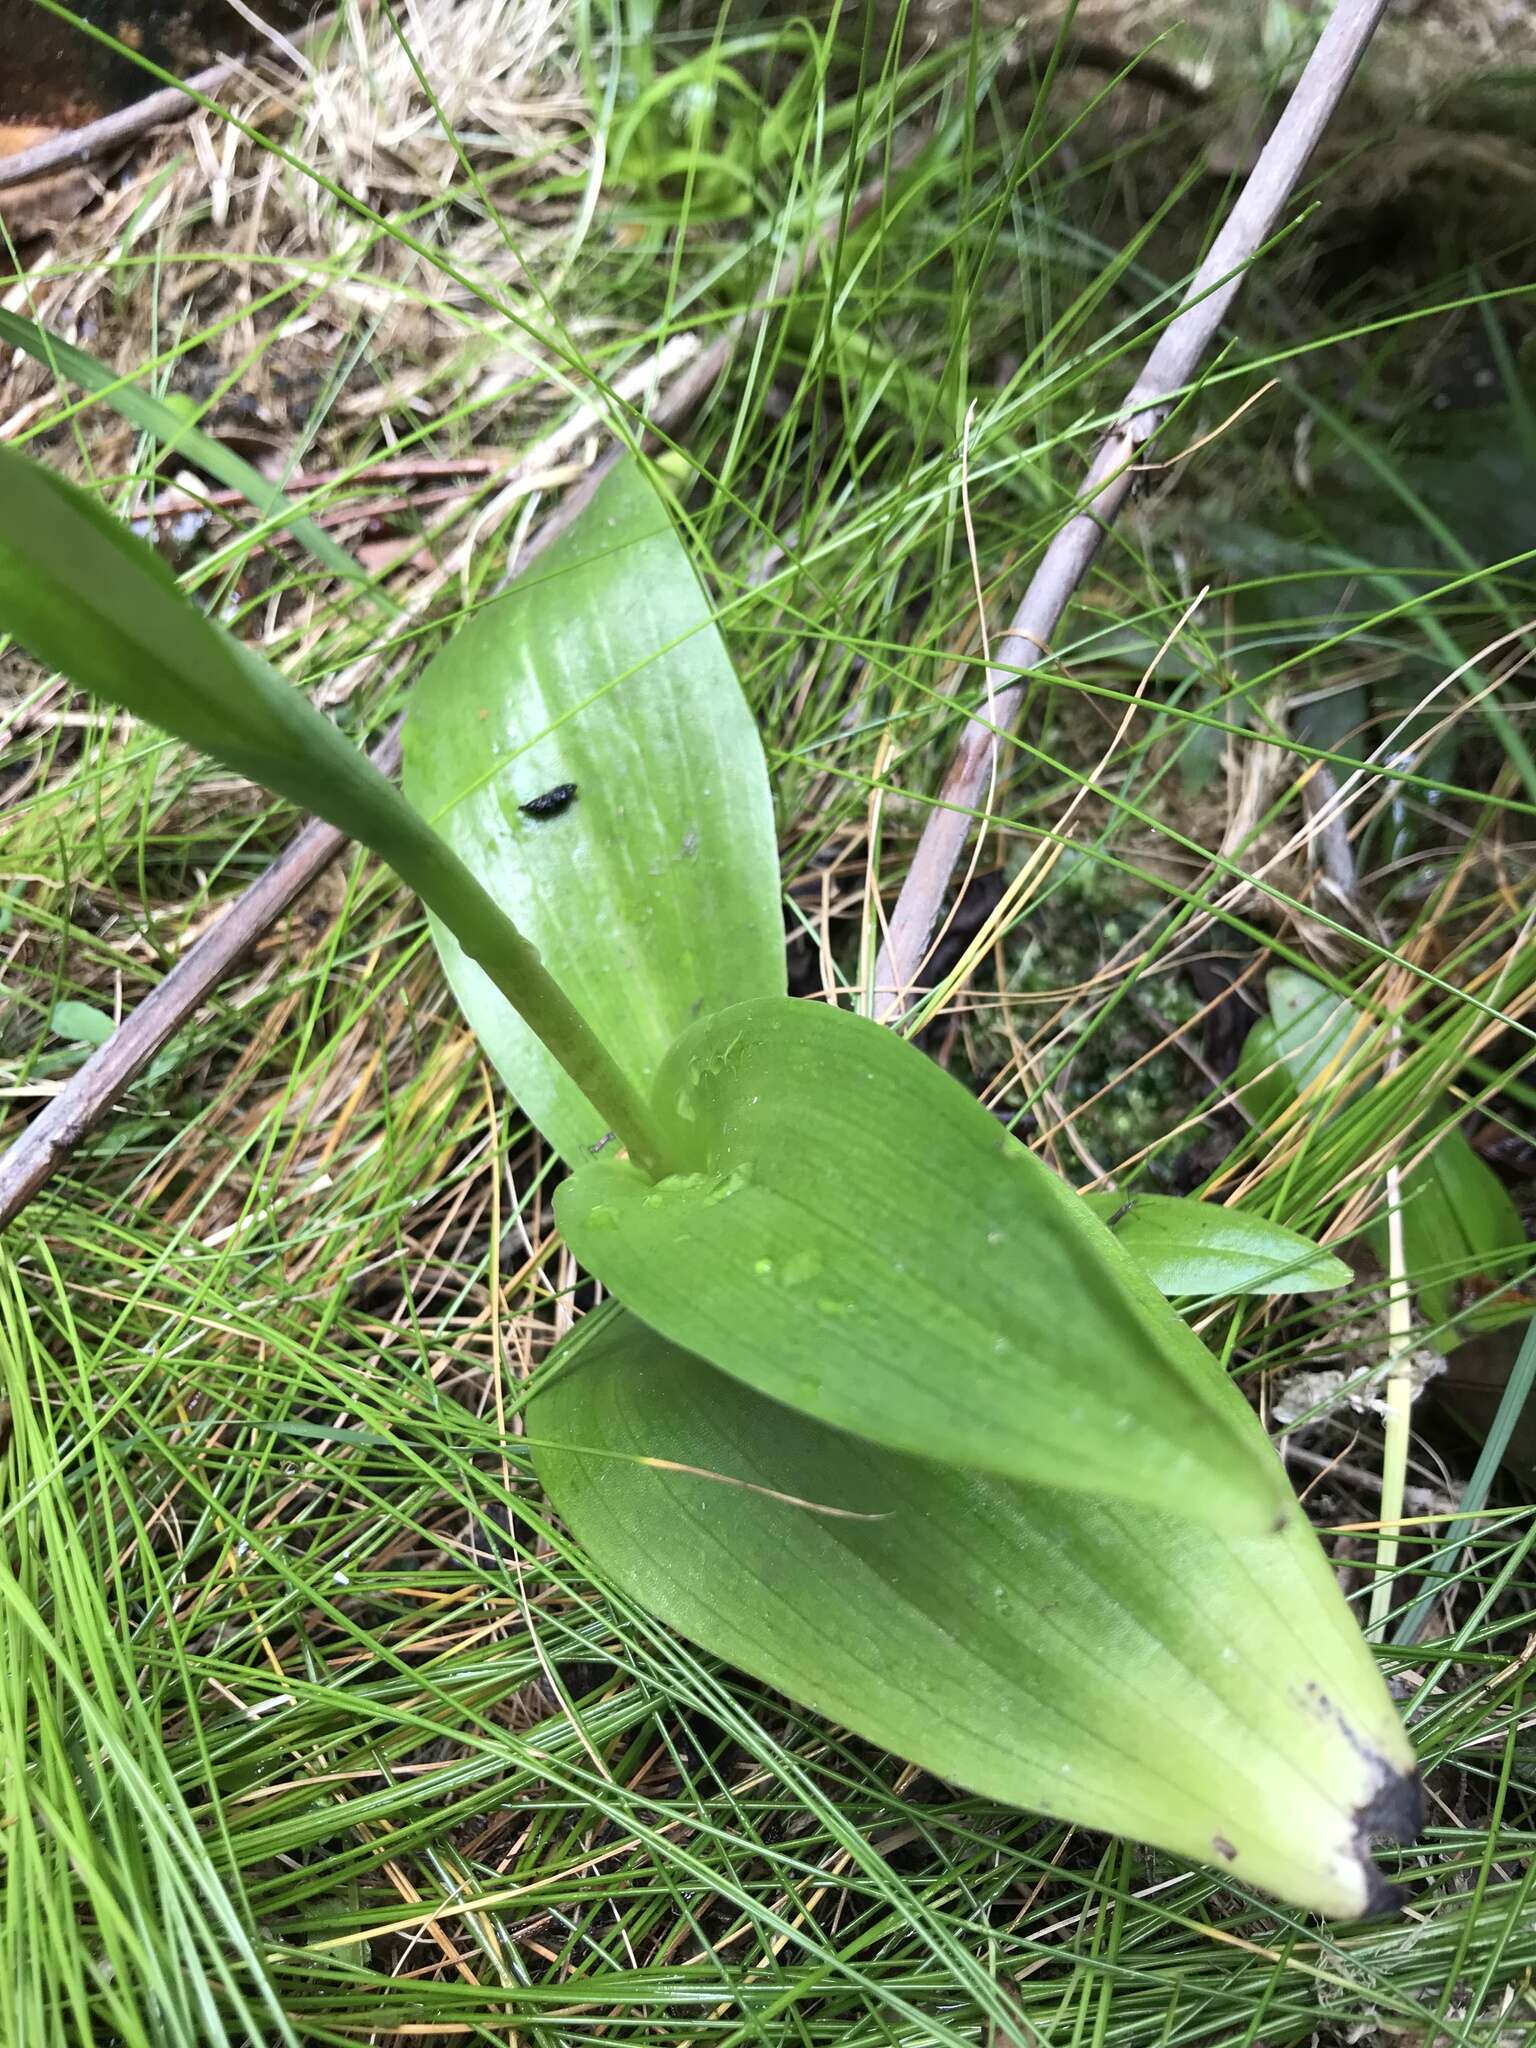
3, 0, 318, 131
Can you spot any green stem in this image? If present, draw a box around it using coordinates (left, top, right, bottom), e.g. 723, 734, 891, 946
404, 833, 669, 1176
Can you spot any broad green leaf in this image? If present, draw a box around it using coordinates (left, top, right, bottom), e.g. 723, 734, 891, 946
558, 997, 1294, 1532
402, 459, 785, 1164
532, 1305, 1419, 1919
1084, 1192, 1351, 1296
0, 446, 665, 1167
1234, 1014, 1288, 1125
0, 309, 391, 611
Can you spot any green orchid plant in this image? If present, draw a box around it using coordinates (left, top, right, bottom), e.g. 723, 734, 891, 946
0, 444, 1419, 1918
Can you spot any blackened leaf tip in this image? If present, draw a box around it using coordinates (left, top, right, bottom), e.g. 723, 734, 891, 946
1354, 1767, 1423, 1918
1360, 1765, 1424, 1846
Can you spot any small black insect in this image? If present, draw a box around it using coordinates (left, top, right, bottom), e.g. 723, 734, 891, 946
1105, 1198, 1136, 1230
519, 782, 578, 820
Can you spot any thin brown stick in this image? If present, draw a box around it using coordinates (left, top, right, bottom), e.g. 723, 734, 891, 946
0, 41, 303, 192
0, 733, 395, 1228
0, 145, 911, 1228
0, 61, 250, 192
140, 456, 510, 520
871, 0, 1390, 1020
0, 0, 335, 201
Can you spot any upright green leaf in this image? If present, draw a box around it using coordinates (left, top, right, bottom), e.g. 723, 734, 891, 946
0, 445, 396, 840
1084, 1192, 1351, 1297
533, 1306, 1419, 1919
1264, 968, 1373, 1096
1407, 1126, 1529, 1333
558, 997, 1294, 1532
0, 446, 667, 1169
403, 460, 785, 1163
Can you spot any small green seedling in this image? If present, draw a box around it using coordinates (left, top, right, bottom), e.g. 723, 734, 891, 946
0, 445, 1418, 1917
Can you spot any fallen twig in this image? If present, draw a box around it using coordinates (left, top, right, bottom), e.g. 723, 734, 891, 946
0, 60, 251, 192
143, 456, 512, 519
0, 0, 335, 198
871, 0, 1390, 1019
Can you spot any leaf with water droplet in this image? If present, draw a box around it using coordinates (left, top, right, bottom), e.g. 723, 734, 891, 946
558, 998, 1292, 1532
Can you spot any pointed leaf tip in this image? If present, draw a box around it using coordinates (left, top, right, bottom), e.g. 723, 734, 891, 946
534, 1306, 1418, 1918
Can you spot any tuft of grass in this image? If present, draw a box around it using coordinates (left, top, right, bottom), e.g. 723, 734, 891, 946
1, 2, 1534, 2041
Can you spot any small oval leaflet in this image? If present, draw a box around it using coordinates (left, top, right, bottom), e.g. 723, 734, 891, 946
520, 781, 578, 820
